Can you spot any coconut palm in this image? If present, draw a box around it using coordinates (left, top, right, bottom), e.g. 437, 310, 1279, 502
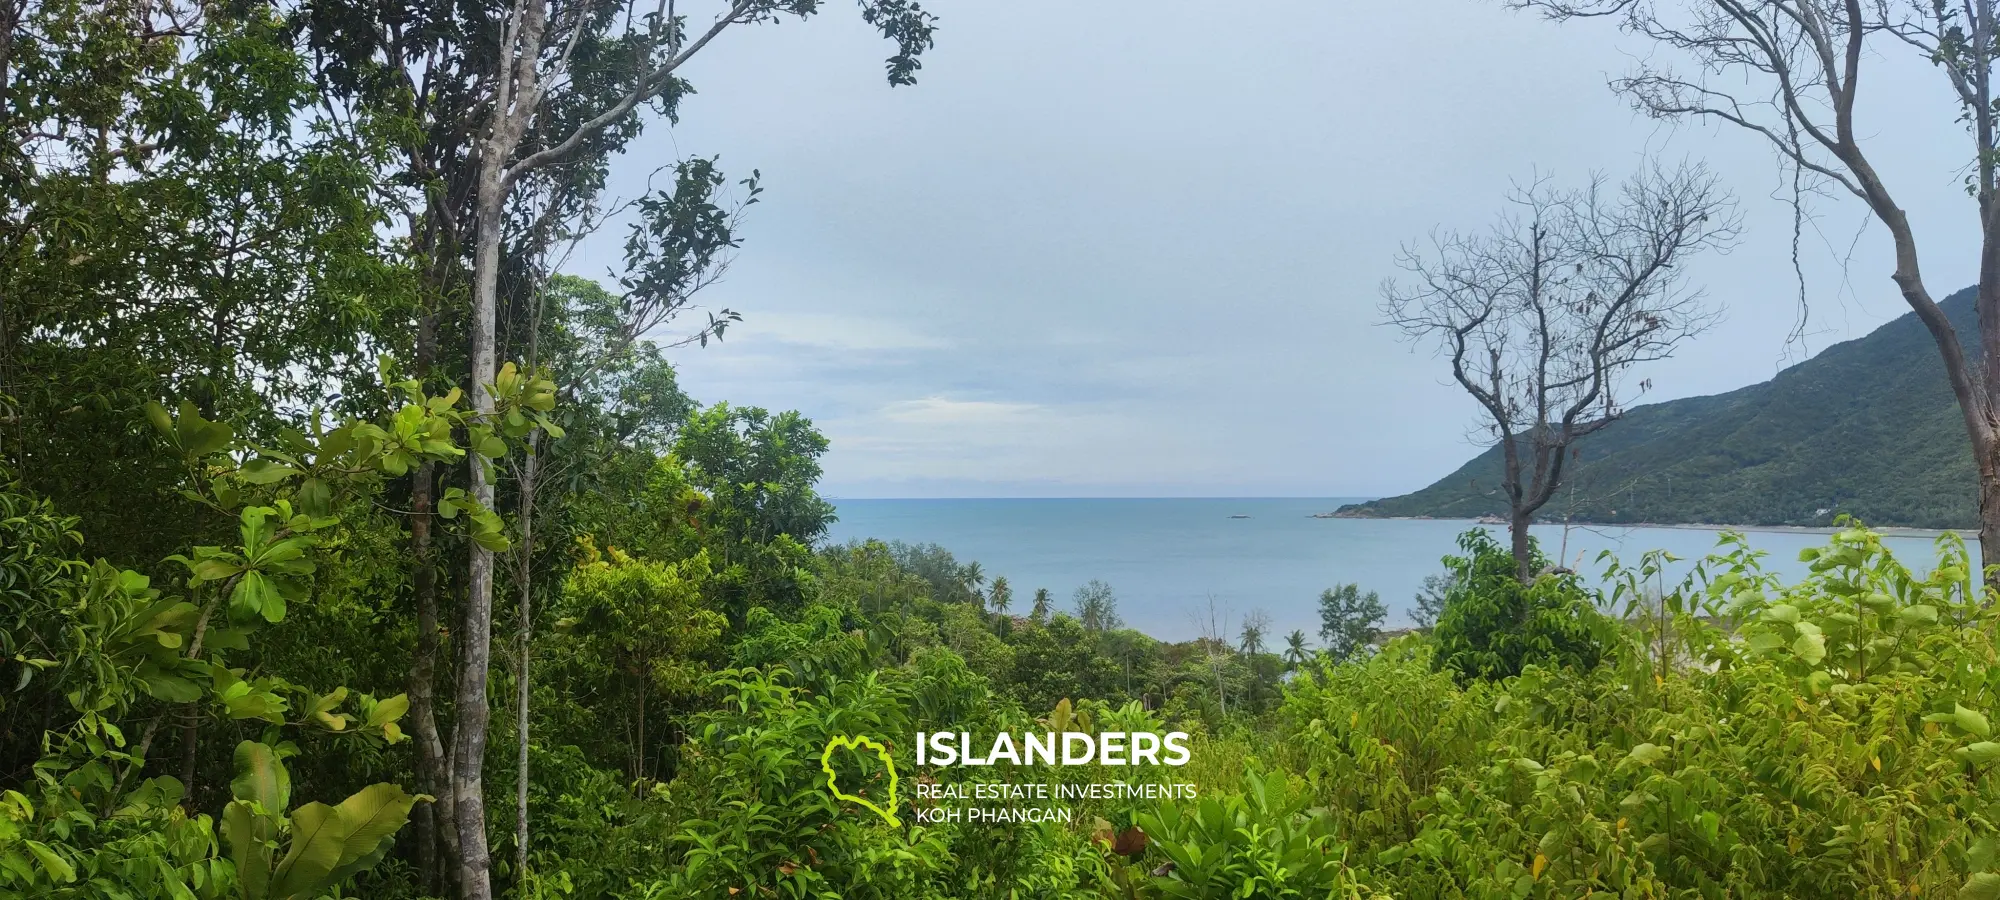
1030, 588, 1053, 621
989, 576, 1013, 615
1283, 630, 1312, 673
961, 561, 986, 607
1238, 610, 1270, 656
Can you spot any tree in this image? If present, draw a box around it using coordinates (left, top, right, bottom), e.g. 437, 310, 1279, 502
1238, 610, 1270, 656
1030, 587, 1053, 621
1317, 584, 1386, 663
1383, 165, 1737, 581
1191, 594, 1236, 716
962, 561, 987, 610
1504, 0, 2000, 585
555, 541, 726, 784
988, 576, 1013, 616
1429, 529, 1610, 682
1413, 572, 1456, 629
1073, 579, 1122, 632
1282, 630, 1312, 673
443, 4, 935, 895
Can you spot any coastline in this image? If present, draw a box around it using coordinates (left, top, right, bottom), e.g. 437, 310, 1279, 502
1322, 513, 1977, 541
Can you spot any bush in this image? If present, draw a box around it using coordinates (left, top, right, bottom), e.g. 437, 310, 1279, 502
1429, 529, 1615, 682
1269, 526, 2000, 898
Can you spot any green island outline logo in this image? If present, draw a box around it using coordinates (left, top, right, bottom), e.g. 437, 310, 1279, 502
820, 734, 902, 826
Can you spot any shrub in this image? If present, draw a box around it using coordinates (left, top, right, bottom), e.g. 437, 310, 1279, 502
1270, 526, 2000, 898
1429, 529, 1614, 682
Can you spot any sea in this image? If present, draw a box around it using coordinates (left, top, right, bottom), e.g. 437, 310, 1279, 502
823, 497, 1971, 643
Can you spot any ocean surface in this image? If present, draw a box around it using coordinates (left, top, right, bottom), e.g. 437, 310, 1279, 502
824, 498, 1971, 643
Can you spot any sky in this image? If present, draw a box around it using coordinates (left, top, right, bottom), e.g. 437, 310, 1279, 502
569, 0, 1984, 499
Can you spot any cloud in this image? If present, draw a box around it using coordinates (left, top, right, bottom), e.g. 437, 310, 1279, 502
743, 311, 951, 353
596, 0, 1974, 498
879, 396, 1042, 425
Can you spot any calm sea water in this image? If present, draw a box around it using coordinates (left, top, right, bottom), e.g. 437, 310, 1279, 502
824, 498, 1969, 642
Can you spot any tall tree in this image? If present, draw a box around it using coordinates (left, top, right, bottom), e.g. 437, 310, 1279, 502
1282, 629, 1312, 673
1238, 609, 1270, 656
1506, 0, 2000, 585
445, 4, 935, 896
1383, 165, 1737, 580
1073, 579, 1122, 632
988, 575, 1012, 615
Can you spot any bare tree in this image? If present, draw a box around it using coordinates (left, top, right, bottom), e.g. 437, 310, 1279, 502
1384, 165, 1738, 581
1190, 595, 1233, 717
1504, 0, 2000, 585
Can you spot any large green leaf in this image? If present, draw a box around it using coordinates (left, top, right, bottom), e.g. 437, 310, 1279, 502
230, 741, 291, 812
1960, 704, 1994, 739
267, 783, 419, 899
238, 458, 300, 485
1962, 872, 2000, 900
223, 800, 275, 900
23, 840, 73, 884
323, 784, 424, 886
230, 570, 287, 623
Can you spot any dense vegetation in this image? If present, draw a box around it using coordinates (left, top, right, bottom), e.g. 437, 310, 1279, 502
1342, 288, 1983, 529
21, 416, 2000, 898
12, 2, 2000, 899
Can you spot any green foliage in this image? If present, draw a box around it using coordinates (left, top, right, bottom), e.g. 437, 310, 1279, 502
677, 403, 836, 549
1429, 529, 1614, 682
549, 540, 727, 781
1265, 526, 2000, 898
1135, 769, 1373, 899
1342, 287, 1988, 529
646, 662, 974, 898
0, 388, 442, 898
221, 741, 422, 900
1412, 572, 1454, 629
1074, 580, 1123, 633
1316, 584, 1385, 663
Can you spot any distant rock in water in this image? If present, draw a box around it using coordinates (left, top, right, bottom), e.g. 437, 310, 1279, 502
1228, 514, 1250, 519
1342, 286, 1983, 530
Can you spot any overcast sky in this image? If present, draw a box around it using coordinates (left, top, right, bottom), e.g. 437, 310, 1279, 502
570, 0, 1981, 499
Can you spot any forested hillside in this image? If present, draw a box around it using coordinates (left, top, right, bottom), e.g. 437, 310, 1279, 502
1340, 288, 1982, 528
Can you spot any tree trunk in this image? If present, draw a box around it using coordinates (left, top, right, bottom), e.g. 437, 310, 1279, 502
451, 181, 503, 900
634, 688, 647, 784
1981, 447, 2000, 593
513, 450, 536, 885
408, 455, 456, 893
174, 594, 220, 809
177, 713, 199, 804
1509, 511, 1534, 584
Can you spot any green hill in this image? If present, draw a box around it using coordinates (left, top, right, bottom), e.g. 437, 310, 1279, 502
1339, 287, 1983, 529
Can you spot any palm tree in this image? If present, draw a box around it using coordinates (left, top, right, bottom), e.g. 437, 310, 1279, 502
961, 561, 986, 607
1283, 630, 1311, 673
1238, 609, 1270, 656
989, 576, 1013, 615
1030, 588, 1052, 621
